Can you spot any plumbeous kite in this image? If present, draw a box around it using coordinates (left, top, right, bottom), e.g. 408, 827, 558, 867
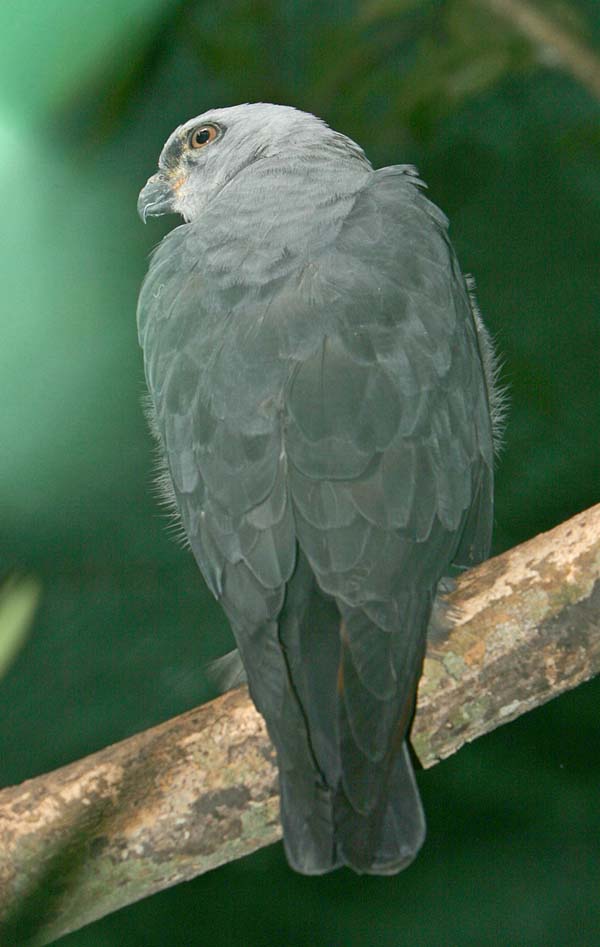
137, 103, 500, 875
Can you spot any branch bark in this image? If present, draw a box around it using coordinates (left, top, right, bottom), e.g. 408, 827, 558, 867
476, 0, 600, 101
1, 504, 599, 945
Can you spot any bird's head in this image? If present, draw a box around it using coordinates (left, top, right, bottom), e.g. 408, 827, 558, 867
137, 103, 369, 224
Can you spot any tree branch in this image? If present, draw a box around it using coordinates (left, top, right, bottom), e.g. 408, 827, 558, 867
476, 0, 600, 101
1, 504, 599, 945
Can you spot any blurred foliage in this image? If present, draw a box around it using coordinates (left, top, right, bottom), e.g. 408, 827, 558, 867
0, 0, 598, 945
0, 578, 40, 680
0, 0, 181, 125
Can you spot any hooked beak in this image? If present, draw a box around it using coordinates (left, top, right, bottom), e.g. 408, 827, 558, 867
137, 172, 179, 223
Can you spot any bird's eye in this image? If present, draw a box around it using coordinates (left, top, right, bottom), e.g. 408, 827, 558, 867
189, 125, 219, 149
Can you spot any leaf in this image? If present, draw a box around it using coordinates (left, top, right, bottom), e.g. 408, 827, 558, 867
0, 576, 41, 679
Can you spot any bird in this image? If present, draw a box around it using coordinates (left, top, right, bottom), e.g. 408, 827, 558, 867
137, 102, 500, 875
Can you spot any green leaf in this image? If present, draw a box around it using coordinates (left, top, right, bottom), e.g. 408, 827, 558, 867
0, 576, 41, 679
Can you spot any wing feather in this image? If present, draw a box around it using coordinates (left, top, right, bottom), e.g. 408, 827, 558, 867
283, 168, 494, 830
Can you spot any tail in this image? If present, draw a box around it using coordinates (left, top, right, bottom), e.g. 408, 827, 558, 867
280, 741, 425, 875
274, 551, 428, 875
334, 743, 425, 874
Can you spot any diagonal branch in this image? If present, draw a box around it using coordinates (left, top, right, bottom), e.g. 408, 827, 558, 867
476, 0, 600, 101
0, 504, 599, 946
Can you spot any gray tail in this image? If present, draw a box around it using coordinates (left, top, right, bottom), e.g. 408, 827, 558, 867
280, 741, 425, 875
275, 551, 427, 875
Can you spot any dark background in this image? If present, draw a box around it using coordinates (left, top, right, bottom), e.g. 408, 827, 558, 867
1, 1, 598, 944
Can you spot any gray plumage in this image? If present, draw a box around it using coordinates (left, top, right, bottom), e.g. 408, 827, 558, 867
137, 103, 498, 874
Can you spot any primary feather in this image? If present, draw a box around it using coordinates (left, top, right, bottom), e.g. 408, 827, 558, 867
137, 103, 497, 873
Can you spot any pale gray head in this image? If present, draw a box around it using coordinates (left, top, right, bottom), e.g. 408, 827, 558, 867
137, 103, 371, 224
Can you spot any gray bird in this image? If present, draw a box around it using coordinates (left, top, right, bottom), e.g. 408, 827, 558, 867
137, 103, 500, 875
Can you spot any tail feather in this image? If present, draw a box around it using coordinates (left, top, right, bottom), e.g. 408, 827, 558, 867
334, 742, 425, 874
270, 550, 428, 875
279, 774, 341, 874
279, 741, 425, 874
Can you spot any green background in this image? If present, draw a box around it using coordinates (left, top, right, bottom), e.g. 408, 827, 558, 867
1, 1, 598, 943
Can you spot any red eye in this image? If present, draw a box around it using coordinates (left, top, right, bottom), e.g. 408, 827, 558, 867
189, 125, 218, 149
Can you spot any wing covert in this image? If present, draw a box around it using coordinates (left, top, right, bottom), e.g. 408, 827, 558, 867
284, 167, 494, 785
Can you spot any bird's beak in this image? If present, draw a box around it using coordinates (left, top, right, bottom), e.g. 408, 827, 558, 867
137, 172, 180, 223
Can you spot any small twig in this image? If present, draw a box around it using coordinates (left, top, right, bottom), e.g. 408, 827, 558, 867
477, 0, 600, 100
0, 504, 598, 945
